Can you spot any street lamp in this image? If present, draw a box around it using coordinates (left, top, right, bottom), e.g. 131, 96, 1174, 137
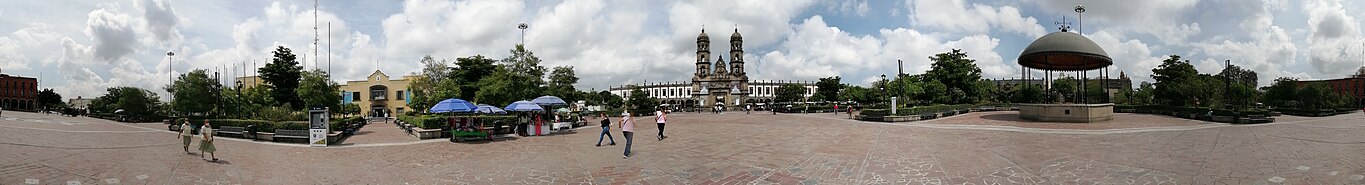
880, 74, 887, 106
518, 22, 528, 46
167, 51, 175, 100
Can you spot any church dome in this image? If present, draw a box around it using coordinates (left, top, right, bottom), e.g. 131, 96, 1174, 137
731, 29, 742, 40
697, 29, 709, 42
1017, 31, 1112, 71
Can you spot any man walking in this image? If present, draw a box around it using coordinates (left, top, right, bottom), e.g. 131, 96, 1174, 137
655, 109, 667, 141
620, 110, 637, 158
596, 113, 616, 146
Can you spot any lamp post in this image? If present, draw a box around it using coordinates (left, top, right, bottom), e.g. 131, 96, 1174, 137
880, 74, 887, 107
518, 22, 528, 46
1075, 5, 1085, 35
167, 51, 175, 101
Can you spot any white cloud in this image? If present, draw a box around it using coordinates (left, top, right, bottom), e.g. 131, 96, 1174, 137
754, 16, 1015, 86
138, 0, 181, 47
910, 0, 1047, 38
1304, 0, 1363, 77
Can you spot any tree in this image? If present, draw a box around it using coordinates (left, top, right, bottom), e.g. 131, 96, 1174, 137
502, 44, 547, 78
452, 55, 498, 99
476, 45, 546, 106
1051, 76, 1078, 103
838, 86, 877, 105
626, 87, 658, 114
775, 84, 806, 104
1217, 64, 1258, 88
1150, 55, 1200, 106
547, 66, 580, 101
419, 55, 451, 81
1261, 77, 1299, 107
166, 69, 219, 116
296, 69, 342, 112
815, 76, 843, 102
1012, 84, 1046, 103
37, 89, 64, 110
259, 46, 304, 109
924, 49, 986, 104
90, 87, 161, 118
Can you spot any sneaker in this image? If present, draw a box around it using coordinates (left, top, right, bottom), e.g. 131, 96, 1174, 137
622, 155, 628, 159
610, 143, 616, 146
596, 144, 601, 147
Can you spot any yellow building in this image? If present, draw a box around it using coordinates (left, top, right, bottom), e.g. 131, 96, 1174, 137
339, 70, 414, 118
234, 76, 264, 89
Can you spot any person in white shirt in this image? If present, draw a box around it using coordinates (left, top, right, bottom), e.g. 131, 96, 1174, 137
655, 108, 667, 141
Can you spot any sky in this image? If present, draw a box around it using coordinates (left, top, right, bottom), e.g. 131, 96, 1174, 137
3, 0, 1365, 100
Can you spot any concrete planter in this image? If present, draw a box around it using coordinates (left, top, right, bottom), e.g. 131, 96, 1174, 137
256, 133, 274, 141
413, 128, 445, 139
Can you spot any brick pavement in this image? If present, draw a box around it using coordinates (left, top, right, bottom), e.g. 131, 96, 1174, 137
1, 110, 1363, 184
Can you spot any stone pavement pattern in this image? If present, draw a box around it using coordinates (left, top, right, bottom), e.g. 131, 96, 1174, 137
1, 110, 1363, 184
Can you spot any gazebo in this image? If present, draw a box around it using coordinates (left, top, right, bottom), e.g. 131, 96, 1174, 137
1015, 26, 1115, 123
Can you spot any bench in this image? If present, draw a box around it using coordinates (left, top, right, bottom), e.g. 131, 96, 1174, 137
217, 126, 246, 138
274, 129, 310, 143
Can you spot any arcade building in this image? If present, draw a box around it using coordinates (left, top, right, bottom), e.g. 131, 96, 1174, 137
0, 73, 38, 111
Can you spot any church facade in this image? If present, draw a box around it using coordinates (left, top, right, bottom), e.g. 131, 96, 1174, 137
610, 28, 816, 109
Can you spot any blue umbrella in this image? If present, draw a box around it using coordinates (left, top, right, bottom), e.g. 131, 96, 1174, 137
475, 104, 507, 114
429, 98, 478, 113
531, 96, 567, 106
504, 101, 544, 112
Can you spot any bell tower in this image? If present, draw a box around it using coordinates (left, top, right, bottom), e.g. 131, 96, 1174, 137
695, 29, 712, 78
730, 28, 745, 76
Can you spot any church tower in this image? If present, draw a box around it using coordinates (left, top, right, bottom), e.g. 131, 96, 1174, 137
730, 28, 745, 76
714, 56, 729, 75
695, 29, 712, 77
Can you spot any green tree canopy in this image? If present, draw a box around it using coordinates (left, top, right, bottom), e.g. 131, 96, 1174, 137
775, 84, 806, 103
296, 69, 342, 111
475, 44, 546, 106
90, 87, 161, 117
816, 76, 843, 102
37, 88, 64, 109
1217, 64, 1258, 88
453, 55, 498, 99
626, 87, 658, 114
924, 49, 986, 104
1150, 55, 1201, 106
166, 69, 219, 116
259, 46, 304, 109
547, 66, 580, 101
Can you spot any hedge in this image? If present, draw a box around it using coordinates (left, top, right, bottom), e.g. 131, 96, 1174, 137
399, 114, 522, 130
172, 117, 363, 132
860, 103, 1011, 117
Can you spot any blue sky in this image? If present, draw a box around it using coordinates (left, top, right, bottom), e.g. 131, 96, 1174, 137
2, 0, 1364, 99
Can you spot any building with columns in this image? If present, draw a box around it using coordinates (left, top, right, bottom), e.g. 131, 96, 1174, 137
610, 28, 817, 109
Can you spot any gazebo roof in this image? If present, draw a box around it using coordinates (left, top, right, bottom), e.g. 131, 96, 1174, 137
1018, 31, 1112, 71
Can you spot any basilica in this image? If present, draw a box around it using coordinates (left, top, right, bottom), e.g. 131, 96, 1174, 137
610, 28, 816, 109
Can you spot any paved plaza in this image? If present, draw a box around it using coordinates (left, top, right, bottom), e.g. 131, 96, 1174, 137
1, 110, 1364, 184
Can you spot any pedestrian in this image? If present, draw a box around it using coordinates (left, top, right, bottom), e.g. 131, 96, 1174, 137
655, 108, 667, 141
848, 107, 855, 119
746, 104, 751, 114
177, 119, 193, 154
596, 113, 616, 146
620, 110, 636, 159
834, 104, 839, 115
199, 120, 218, 162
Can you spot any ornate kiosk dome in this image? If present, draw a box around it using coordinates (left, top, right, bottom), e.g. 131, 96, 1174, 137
1017, 31, 1112, 71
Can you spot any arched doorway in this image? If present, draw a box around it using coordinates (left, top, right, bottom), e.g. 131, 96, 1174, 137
369, 85, 389, 118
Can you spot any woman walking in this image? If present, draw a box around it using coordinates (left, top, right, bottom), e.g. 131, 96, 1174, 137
177, 119, 193, 154
199, 120, 218, 161
596, 113, 616, 146
654, 109, 667, 141
620, 110, 636, 159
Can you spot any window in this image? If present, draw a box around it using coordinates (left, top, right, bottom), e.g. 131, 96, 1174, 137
352, 92, 361, 102
396, 90, 405, 100
396, 107, 405, 114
